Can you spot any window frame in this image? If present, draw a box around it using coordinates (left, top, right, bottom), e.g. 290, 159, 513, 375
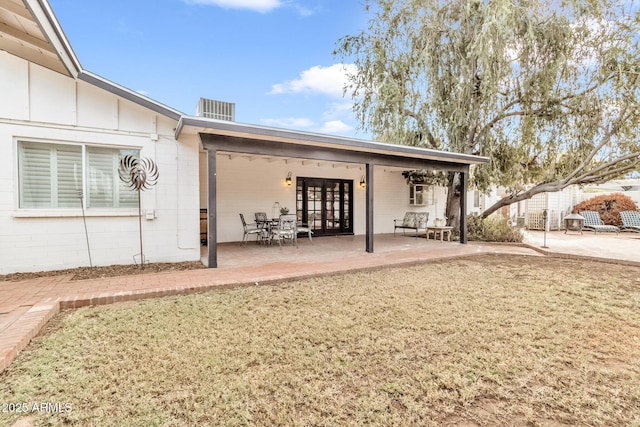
16, 139, 142, 216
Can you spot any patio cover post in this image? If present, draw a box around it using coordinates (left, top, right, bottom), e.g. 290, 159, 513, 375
207, 149, 218, 268
459, 168, 468, 244
366, 163, 374, 253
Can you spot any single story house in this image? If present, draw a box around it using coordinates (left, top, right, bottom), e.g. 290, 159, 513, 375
0, 0, 488, 274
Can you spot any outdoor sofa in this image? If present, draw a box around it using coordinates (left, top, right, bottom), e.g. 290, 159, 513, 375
394, 212, 429, 237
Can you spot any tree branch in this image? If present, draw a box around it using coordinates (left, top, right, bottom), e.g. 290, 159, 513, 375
572, 157, 640, 184
481, 181, 564, 217
478, 81, 607, 145
482, 154, 639, 218
402, 108, 439, 149
562, 106, 631, 184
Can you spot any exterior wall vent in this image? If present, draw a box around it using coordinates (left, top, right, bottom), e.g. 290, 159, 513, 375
196, 98, 235, 121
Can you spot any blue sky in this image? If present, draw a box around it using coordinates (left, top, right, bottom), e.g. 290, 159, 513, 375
49, 0, 370, 137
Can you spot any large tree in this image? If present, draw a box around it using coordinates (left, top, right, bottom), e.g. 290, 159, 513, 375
335, 0, 640, 226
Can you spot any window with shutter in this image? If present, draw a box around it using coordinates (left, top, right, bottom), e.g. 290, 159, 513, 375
87, 148, 138, 208
56, 146, 83, 207
18, 141, 139, 209
18, 142, 82, 208
19, 143, 53, 208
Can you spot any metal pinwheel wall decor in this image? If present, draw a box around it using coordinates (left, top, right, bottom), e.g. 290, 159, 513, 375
118, 155, 159, 191
118, 155, 159, 268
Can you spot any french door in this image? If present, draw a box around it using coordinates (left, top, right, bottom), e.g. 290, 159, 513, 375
296, 177, 353, 236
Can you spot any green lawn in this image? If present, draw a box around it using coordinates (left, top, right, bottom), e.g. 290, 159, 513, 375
1, 255, 639, 426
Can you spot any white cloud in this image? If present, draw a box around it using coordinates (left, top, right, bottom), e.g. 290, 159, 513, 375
261, 117, 354, 134
319, 120, 353, 134
260, 117, 354, 135
261, 117, 315, 128
322, 101, 353, 120
269, 64, 356, 98
185, 0, 282, 13
185, 0, 314, 15
292, 4, 315, 16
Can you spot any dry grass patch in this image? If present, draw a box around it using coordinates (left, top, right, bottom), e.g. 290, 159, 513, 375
1, 255, 639, 426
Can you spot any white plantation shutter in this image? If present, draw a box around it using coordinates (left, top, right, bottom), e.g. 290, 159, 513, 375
56, 146, 82, 207
19, 142, 82, 208
19, 142, 138, 209
87, 148, 115, 207
19, 143, 52, 208
117, 149, 139, 208
118, 175, 138, 208
87, 147, 138, 208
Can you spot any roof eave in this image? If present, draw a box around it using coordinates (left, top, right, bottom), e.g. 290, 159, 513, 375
24, 0, 81, 77
79, 70, 183, 121
176, 115, 490, 166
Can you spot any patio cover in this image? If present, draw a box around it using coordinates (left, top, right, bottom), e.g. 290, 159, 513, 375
176, 116, 489, 268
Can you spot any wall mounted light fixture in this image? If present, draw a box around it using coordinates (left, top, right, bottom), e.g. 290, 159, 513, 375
285, 171, 292, 186
359, 175, 366, 188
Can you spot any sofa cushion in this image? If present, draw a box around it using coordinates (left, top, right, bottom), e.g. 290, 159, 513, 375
415, 213, 429, 229
402, 212, 417, 228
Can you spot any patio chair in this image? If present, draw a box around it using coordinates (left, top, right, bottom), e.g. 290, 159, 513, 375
296, 222, 314, 242
271, 214, 298, 247
255, 212, 269, 223
620, 211, 640, 233
579, 210, 620, 235
239, 213, 264, 245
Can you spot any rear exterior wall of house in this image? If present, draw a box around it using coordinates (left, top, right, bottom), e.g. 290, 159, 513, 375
200, 153, 449, 243
0, 51, 200, 274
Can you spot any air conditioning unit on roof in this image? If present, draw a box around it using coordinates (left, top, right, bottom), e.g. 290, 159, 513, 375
196, 98, 235, 121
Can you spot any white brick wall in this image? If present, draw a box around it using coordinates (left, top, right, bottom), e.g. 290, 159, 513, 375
0, 53, 200, 274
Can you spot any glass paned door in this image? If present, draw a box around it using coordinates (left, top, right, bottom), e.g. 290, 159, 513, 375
305, 179, 323, 231
325, 181, 341, 233
296, 177, 353, 236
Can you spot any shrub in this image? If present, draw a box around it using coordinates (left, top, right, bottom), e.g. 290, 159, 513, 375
467, 214, 523, 242
572, 193, 638, 227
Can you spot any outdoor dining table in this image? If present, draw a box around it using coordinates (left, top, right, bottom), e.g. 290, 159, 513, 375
256, 218, 279, 244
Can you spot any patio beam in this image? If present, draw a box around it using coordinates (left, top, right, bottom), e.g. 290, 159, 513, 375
460, 169, 468, 244
207, 148, 218, 268
200, 134, 470, 172
366, 163, 374, 253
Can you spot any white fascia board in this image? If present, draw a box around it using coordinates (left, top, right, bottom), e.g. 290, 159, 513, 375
25, 0, 82, 77
176, 115, 490, 166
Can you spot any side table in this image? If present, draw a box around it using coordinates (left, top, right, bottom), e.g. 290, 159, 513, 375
426, 226, 453, 242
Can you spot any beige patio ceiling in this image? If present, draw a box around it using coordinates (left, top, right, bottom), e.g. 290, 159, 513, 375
0, 0, 80, 76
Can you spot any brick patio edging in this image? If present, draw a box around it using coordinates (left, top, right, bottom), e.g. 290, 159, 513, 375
0, 303, 59, 373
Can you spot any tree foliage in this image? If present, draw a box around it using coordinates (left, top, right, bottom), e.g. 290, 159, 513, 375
335, 0, 640, 220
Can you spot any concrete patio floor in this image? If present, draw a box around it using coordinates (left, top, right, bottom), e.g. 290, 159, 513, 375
522, 229, 640, 264
1, 231, 637, 374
